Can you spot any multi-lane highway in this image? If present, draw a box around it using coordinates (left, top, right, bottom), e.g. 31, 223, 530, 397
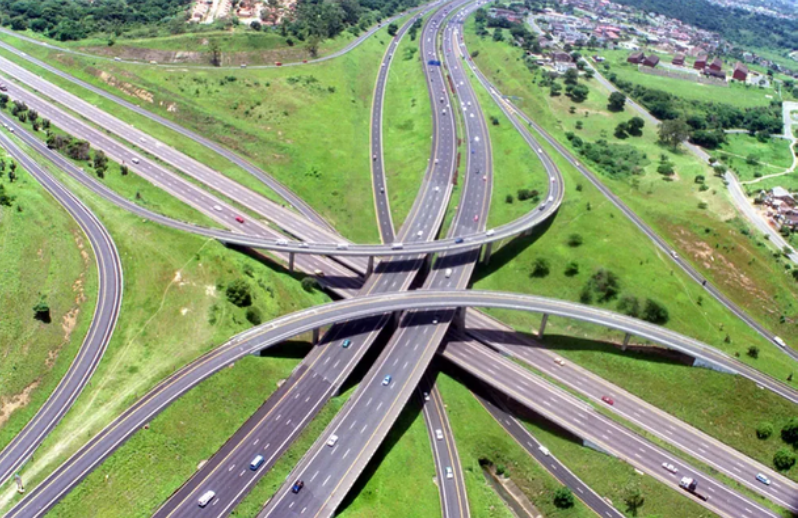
473, 389, 624, 518
0, 123, 122, 488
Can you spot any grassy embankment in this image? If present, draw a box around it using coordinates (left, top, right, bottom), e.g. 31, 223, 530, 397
382, 24, 433, 229
0, 20, 405, 243
717, 133, 795, 183
0, 156, 97, 451
462, 18, 798, 479
599, 48, 776, 108
0, 136, 330, 513
437, 372, 706, 517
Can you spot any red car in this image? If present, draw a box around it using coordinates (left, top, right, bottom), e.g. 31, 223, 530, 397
601, 395, 614, 406
473, 214, 479, 222
235, 216, 245, 224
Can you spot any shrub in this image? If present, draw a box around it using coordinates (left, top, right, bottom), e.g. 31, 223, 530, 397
642, 299, 669, 324
505, 194, 514, 204
774, 448, 796, 471
756, 422, 774, 440
588, 269, 620, 302
617, 295, 641, 318
301, 277, 319, 292
531, 257, 550, 277
567, 233, 583, 247
781, 418, 798, 444
245, 307, 262, 326
553, 487, 574, 508
32, 297, 51, 323
225, 279, 252, 307
564, 261, 579, 276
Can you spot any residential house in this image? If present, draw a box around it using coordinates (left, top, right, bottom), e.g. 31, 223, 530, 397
732, 62, 748, 82
642, 54, 660, 67
694, 54, 708, 70
709, 57, 723, 73
672, 54, 685, 66
627, 51, 645, 64
552, 51, 573, 63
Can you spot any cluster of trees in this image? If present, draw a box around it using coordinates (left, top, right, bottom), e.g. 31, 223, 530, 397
608, 75, 783, 148
613, 0, 798, 52
566, 136, 650, 177
614, 116, 645, 139
756, 418, 798, 472
0, 0, 191, 41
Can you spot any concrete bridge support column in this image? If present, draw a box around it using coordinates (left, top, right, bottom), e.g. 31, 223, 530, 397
366, 256, 374, 277
538, 313, 548, 338
622, 333, 631, 351
288, 252, 295, 273
481, 242, 493, 265
453, 308, 467, 329
312, 327, 320, 346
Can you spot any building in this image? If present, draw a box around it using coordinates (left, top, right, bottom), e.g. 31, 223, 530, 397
672, 54, 685, 66
552, 51, 573, 63
642, 54, 660, 67
627, 51, 645, 64
732, 62, 748, 81
694, 54, 708, 70
772, 187, 795, 206
709, 57, 723, 73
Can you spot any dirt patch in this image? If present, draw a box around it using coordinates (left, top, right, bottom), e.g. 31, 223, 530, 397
0, 381, 40, 427
90, 68, 155, 104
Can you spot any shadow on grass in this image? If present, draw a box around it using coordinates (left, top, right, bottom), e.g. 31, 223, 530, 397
471, 212, 557, 285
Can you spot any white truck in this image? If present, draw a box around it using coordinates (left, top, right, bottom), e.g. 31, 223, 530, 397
679, 477, 708, 501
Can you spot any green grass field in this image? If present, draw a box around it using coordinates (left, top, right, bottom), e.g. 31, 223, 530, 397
600, 49, 775, 108
0, 158, 98, 452
466, 17, 798, 354
0, 20, 406, 243
382, 22, 433, 230
0, 144, 330, 512
717, 134, 795, 182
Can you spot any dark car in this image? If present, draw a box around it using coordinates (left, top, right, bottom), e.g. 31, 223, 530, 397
291, 480, 305, 494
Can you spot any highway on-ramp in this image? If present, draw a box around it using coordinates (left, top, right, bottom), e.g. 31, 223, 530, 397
0, 126, 122, 489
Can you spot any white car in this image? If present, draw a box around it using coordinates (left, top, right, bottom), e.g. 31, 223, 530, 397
538, 445, 550, 456
486, 229, 495, 236
276, 239, 288, 245
213, 205, 223, 212
337, 243, 349, 250
670, 250, 678, 259
198, 490, 216, 508
445, 467, 453, 479
662, 462, 678, 474
327, 434, 339, 447
435, 429, 444, 440
554, 357, 565, 366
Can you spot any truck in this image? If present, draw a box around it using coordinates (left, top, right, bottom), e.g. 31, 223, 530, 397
679, 477, 708, 501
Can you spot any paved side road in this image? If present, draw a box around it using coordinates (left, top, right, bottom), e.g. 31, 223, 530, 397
0, 122, 123, 488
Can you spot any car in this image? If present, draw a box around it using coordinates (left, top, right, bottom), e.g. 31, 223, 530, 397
417, 230, 424, 237
670, 250, 678, 259
445, 467, 453, 479
241, 63, 247, 68
8, 128, 13, 133
473, 214, 479, 222
131, 157, 140, 164
198, 490, 216, 507
774, 336, 787, 348
275, 61, 283, 66
432, 318, 439, 324
382, 375, 392, 386
313, 269, 325, 277
276, 239, 288, 245
434, 186, 440, 192
444, 268, 453, 278
299, 242, 309, 249
756, 473, 771, 485
337, 243, 349, 250
291, 480, 305, 493
250, 455, 265, 470
454, 237, 464, 244
373, 154, 377, 161
423, 392, 430, 401
486, 229, 495, 236
213, 205, 223, 212
435, 429, 444, 440
483, 175, 487, 181
434, 158, 440, 164
235, 216, 245, 224
114, 57, 121, 62
327, 434, 339, 447
554, 357, 565, 366
538, 445, 550, 456
601, 395, 614, 406
342, 339, 351, 348
392, 242, 404, 250
662, 462, 678, 474
149, 60, 158, 64
442, 109, 446, 115
381, 62, 385, 67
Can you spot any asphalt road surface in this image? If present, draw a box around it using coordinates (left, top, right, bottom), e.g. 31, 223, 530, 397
0, 122, 123, 489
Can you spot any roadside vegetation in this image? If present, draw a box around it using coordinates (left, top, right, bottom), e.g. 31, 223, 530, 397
0, 145, 330, 512
0, 156, 97, 453
0, 20, 407, 242
716, 134, 795, 183
382, 17, 433, 228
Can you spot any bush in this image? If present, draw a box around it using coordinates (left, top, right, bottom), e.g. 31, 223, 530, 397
657, 162, 675, 176
756, 422, 774, 440
301, 277, 319, 292
747, 345, 759, 359
505, 194, 513, 204
245, 307, 262, 325
587, 269, 620, 302
32, 297, 51, 323
781, 418, 798, 445
225, 279, 252, 307
564, 261, 579, 276
553, 487, 574, 508
642, 299, 669, 324
617, 295, 641, 318
531, 257, 550, 277
567, 233, 583, 247
774, 448, 796, 471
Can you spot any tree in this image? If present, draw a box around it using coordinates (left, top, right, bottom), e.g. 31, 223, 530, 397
0, 184, 15, 207
120, 164, 129, 176
307, 34, 321, 58
550, 82, 562, 97
42, 118, 50, 130
657, 162, 675, 176
756, 422, 774, 440
614, 122, 629, 139
642, 298, 669, 324
747, 345, 760, 359
563, 68, 579, 85
245, 307, 262, 326
225, 279, 252, 307
774, 448, 796, 471
32, 297, 51, 323
567, 233, 583, 247
28, 109, 38, 123
387, 23, 398, 37
608, 91, 626, 112
209, 40, 222, 67
250, 20, 262, 31
492, 28, 504, 42
564, 261, 579, 276
781, 418, 798, 445
617, 295, 641, 318
588, 269, 620, 301
658, 118, 690, 149
623, 484, 645, 516
0, 94, 7, 108
627, 116, 645, 136
567, 83, 589, 103
301, 277, 318, 292
531, 257, 550, 277
553, 487, 574, 508
505, 194, 513, 203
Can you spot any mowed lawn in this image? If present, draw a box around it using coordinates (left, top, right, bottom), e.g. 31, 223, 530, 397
0, 21, 403, 243
600, 48, 775, 108
382, 20, 433, 230
0, 153, 330, 512
465, 17, 798, 354
0, 159, 97, 451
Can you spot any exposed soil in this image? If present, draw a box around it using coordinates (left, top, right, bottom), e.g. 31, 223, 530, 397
0, 382, 40, 427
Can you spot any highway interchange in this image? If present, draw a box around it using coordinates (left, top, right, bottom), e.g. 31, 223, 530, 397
0, 1, 796, 517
